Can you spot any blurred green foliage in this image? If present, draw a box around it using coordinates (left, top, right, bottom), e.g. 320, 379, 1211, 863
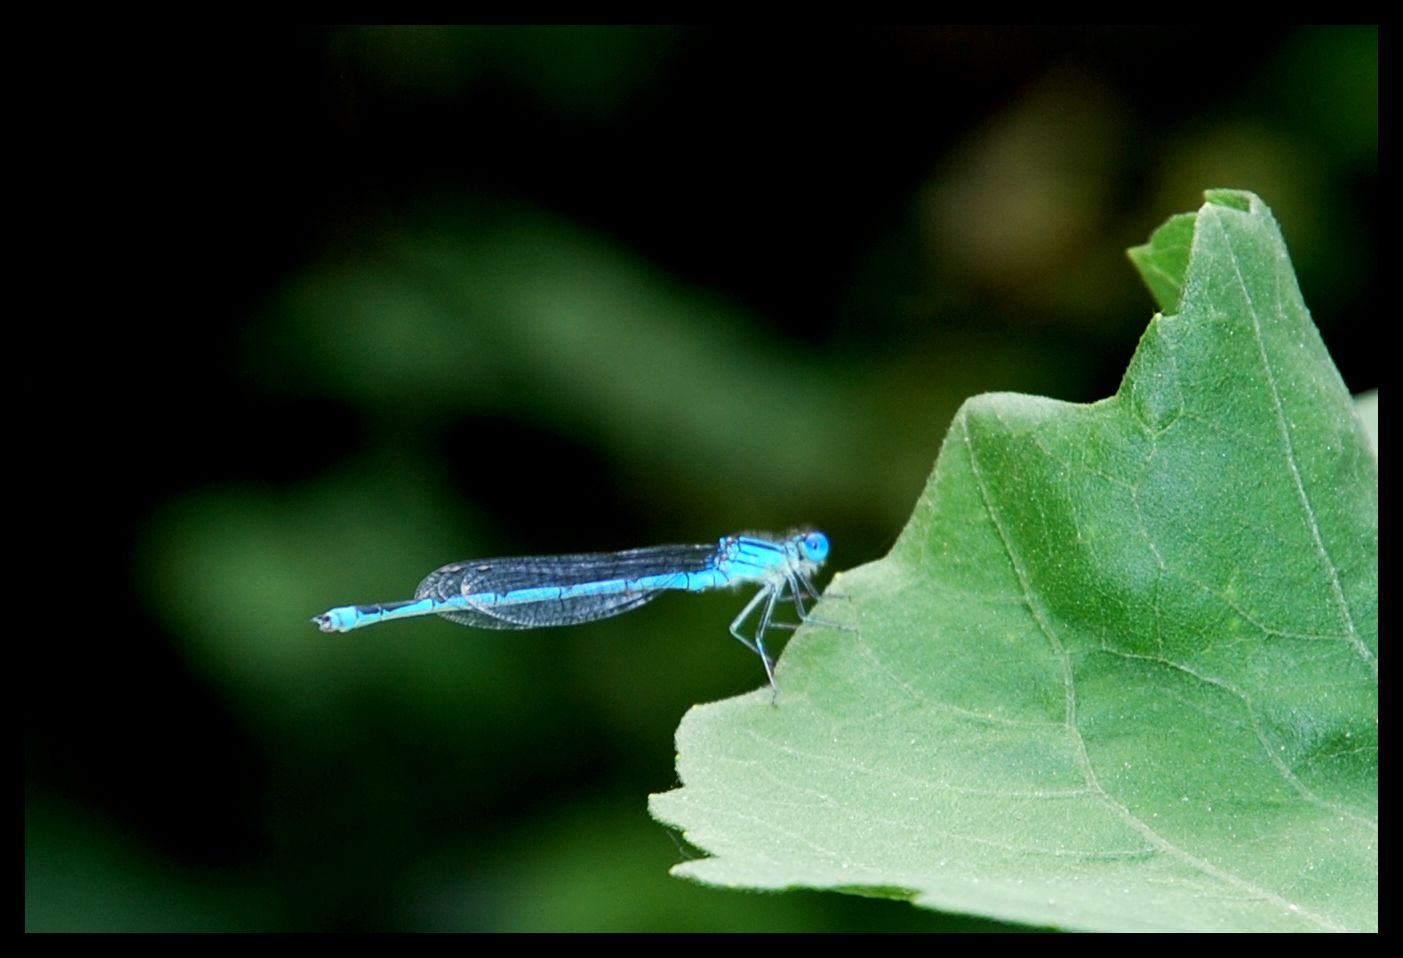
29, 26, 1374, 931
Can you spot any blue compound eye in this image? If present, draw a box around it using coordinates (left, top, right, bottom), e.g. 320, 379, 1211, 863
803, 531, 830, 562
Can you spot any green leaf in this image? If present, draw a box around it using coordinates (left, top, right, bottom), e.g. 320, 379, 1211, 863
1126, 211, 1194, 313
1355, 389, 1377, 457
650, 190, 1378, 932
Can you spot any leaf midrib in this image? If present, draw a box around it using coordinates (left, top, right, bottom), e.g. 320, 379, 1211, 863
1209, 208, 1375, 676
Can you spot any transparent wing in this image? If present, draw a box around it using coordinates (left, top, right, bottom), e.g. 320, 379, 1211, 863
414, 543, 717, 630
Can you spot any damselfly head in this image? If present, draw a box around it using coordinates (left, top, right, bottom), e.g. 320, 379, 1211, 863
799, 531, 830, 564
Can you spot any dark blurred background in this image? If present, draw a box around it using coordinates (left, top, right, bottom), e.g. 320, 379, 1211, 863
28, 26, 1376, 931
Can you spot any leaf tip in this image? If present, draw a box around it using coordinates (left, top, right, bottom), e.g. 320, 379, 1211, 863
1201, 188, 1256, 213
